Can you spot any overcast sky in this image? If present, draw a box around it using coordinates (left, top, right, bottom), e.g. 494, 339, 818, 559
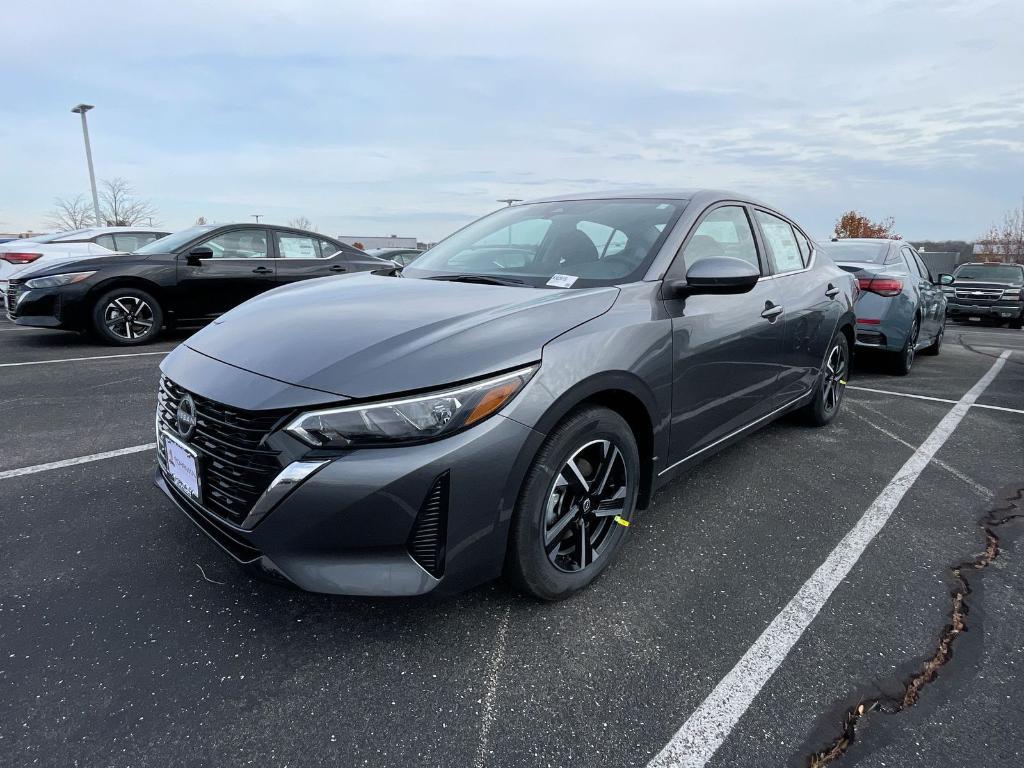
1, 0, 1021, 241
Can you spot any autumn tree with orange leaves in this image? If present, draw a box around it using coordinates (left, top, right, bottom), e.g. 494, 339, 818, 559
832, 211, 900, 239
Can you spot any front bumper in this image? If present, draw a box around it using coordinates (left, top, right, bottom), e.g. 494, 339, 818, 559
6, 282, 87, 328
946, 300, 1023, 321
156, 401, 542, 597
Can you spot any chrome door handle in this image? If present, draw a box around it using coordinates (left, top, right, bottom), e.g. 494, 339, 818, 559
825, 284, 840, 299
761, 303, 784, 321
328, 265, 347, 272
252, 266, 273, 274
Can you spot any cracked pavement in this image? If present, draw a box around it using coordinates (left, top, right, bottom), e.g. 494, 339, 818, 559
1, 320, 1022, 767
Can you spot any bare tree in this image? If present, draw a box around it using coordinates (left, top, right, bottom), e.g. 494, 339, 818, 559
287, 216, 317, 232
47, 194, 95, 230
99, 177, 159, 226
977, 205, 1024, 262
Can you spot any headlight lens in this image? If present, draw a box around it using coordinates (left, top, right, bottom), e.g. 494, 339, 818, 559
286, 365, 537, 448
24, 271, 96, 289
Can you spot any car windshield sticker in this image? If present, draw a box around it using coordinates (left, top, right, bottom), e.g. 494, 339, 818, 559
547, 273, 578, 288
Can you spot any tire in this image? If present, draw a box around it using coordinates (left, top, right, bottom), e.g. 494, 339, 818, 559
505, 406, 640, 601
91, 287, 163, 346
891, 317, 919, 376
921, 318, 944, 355
800, 332, 850, 427
1011, 316, 1023, 330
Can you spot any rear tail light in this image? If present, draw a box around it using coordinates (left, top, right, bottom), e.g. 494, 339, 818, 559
1, 252, 43, 265
856, 276, 903, 297
857, 318, 881, 324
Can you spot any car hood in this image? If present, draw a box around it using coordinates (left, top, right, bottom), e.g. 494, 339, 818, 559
185, 273, 619, 398
952, 280, 1021, 289
13, 252, 154, 279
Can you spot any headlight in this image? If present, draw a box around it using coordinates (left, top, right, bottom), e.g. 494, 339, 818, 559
286, 365, 537, 448
24, 271, 96, 289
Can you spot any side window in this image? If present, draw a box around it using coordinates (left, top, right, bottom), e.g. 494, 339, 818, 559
275, 233, 320, 259
113, 233, 159, 252
911, 251, 932, 282
795, 232, 811, 266
902, 248, 923, 278
681, 205, 759, 271
94, 234, 118, 250
316, 239, 341, 258
754, 210, 803, 273
202, 229, 269, 259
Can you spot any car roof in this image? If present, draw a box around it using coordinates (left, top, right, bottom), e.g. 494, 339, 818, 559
826, 238, 904, 244
957, 261, 1024, 267
519, 188, 769, 207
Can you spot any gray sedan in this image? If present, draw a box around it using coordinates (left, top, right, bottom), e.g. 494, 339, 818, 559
155, 189, 857, 600
822, 238, 947, 374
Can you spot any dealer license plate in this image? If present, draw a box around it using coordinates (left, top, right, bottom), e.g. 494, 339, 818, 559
164, 433, 201, 502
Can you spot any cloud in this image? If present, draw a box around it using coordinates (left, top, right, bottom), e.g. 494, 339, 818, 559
0, 0, 1021, 239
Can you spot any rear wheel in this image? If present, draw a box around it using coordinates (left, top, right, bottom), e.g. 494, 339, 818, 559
921, 318, 944, 355
91, 287, 163, 346
506, 406, 639, 601
891, 317, 919, 375
800, 332, 849, 427
1011, 315, 1023, 330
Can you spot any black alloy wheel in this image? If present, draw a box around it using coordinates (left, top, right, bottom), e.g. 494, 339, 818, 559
92, 287, 164, 346
506, 406, 639, 600
893, 317, 919, 376
801, 332, 849, 426
543, 439, 629, 573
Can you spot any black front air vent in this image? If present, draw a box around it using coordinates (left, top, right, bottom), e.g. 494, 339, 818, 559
408, 471, 449, 578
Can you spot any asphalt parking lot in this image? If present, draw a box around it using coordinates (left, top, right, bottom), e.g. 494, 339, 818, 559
2, 319, 1022, 768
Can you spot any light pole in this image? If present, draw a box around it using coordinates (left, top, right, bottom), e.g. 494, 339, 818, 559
71, 104, 102, 227
497, 198, 522, 207
251, 214, 263, 223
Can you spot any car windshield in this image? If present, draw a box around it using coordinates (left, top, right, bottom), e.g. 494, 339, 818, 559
820, 241, 891, 263
403, 199, 685, 288
954, 264, 1024, 282
135, 225, 217, 254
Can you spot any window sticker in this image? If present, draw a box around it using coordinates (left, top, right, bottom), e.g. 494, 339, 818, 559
546, 273, 578, 288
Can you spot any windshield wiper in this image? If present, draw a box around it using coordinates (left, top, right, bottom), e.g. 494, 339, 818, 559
425, 273, 526, 286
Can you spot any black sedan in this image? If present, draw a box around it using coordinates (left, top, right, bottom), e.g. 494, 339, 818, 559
5, 224, 393, 345
154, 190, 858, 600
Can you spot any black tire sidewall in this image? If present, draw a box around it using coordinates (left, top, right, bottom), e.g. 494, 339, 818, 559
893, 318, 919, 374
804, 332, 849, 426
91, 288, 163, 346
506, 406, 640, 601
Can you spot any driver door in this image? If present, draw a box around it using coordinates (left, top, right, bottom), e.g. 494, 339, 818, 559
175, 228, 276, 320
663, 204, 786, 463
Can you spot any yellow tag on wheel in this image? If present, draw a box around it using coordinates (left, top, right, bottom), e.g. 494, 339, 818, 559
839, 379, 847, 385
613, 516, 630, 527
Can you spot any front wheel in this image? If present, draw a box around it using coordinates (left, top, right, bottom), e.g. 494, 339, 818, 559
800, 332, 849, 427
91, 287, 163, 346
505, 406, 640, 601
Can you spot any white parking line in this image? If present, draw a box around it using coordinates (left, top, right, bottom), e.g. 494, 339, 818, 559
0, 351, 168, 368
646, 350, 1011, 768
0, 443, 156, 480
847, 384, 1024, 416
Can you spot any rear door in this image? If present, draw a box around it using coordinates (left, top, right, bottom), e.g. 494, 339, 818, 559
752, 209, 838, 407
664, 203, 786, 462
175, 227, 276, 319
272, 231, 352, 286
907, 247, 942, 339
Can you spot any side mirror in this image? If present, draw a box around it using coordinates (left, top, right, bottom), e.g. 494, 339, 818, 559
186, 245, 213, 266
664, 257, 760, 298
938, 273, 954, 285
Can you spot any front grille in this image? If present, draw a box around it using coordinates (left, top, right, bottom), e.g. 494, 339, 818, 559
158, 376, 290, 524
954, 287, 1003, 303
407, 472, 449, 578
5, 280, 19, 315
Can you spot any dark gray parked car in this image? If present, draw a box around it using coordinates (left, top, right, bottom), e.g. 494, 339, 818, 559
821, 238, 947, 374
154, 190, 857, 600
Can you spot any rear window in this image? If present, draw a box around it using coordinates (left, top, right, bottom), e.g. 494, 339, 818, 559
954, 264, 1024, 282
820, 241, 891, 264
